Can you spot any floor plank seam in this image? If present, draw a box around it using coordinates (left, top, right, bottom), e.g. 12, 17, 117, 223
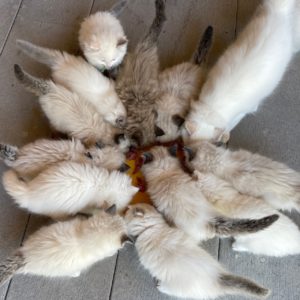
108, 252, 119, 300
0, 0, 24, 56
217, 238, 221, 261
4, 213, 31, 300
88, 0, 96, 15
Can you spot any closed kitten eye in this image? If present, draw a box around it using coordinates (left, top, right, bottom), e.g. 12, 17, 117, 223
117, 37, 128, 47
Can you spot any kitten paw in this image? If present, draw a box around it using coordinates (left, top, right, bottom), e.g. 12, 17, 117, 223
232, 241, 248, 252
71, 272, 81, 278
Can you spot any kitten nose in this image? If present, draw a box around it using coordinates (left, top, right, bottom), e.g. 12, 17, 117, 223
116, 116, 126, 127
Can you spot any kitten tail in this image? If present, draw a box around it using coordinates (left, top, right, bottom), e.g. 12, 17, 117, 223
0, 252, 24, 286
16, 40, 63, 68
0, 144, 18, 162
193, 26, 214, 65
145, 0, 166, 44
2, 169, 29, 209
211, 214, 279, 236
14, 64, 51, 96
220, 274, 270, 299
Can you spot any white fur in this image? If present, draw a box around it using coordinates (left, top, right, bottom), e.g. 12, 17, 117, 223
79, 11, 127, 70
187, 140, 300, 212
125, 204, 269, 299
194, 170, 300, 257
38, 81, 123, 147
2, 161, 138, 218
156, 62, 206, 142
18, 210, 127, 277
184, 0, 297, 142
2, 138, 127, 179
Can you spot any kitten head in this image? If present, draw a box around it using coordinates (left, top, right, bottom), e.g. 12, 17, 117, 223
183, 102, 229, 143
84, 144, 127, 171
79, 12, 128, 70
124, 203, 163, 236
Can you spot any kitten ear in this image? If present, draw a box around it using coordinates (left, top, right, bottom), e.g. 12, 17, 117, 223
184, 120, 197, 135
109, 0, 127, 17
215, 128, 230, 143
141, 152, 154, 164
133, 207, 145, 217
183, 146, 195, 161
118, 163, 131, 173
105, 204, 117, 215
117, 37, 128, 47
168, 144, 178, 157
172, 114, 185, 128
154, 125, 165, 137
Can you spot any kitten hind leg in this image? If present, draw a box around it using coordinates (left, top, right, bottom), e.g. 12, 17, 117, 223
0, 144, 18, 163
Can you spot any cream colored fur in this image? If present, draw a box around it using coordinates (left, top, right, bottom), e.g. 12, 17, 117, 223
79, 11, 127, 70
193, 170, 300, 257
16, 40, 126, 127
156, 62, 206, 142
2, 139, 127, 179
18, 209, 127, 278
187, 140, 300, 213
3, 161, 138, 218
184, 0, 297, 142
125, 204, 270, 299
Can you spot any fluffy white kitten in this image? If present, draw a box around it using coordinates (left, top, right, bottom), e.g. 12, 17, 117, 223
0, 138, 129, 178
16, 40, 126, 127
191, 170, 300, 257
140, 146, 278, 242
3, 161, 138, 219
0, 206, 131, 284
184, 140, 300, 213
125, 203, 270, 299
155, 26, 213, 142
79, 0, 128, 71
14, 64, 127, 147
184, 0, 297, 142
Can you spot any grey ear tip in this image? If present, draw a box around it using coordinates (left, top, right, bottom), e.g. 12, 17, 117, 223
105, 204, 117, 215
118, 162, 130, 173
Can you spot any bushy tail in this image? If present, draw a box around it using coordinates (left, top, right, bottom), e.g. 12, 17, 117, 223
16, 39, 63, 68
14, 64, 51, 96
0, 144, 18, 162
109, 0, 128, 17
193, 26, 214, 65
211, 214, 279, 236
220, 274, 270, 299
2, 169, 29, 209
0, 252, 24, 286
264, 0, 295, 13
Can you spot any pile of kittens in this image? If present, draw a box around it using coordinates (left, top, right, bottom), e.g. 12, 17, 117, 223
1, 0, 300, 299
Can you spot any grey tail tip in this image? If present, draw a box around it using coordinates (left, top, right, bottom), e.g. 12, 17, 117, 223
220, 274, 270, 298
14, 64, 24, 80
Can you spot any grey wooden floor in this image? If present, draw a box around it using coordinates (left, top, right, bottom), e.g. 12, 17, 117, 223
0, 0, 299, 299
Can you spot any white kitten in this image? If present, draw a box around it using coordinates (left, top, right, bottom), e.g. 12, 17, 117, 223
184, 0, 297, 142
140, 146, 278, 242
14, 64, 127, 147
3, 161, 138, 219
155, 26, 213, 142
0, 206, 131, 284
16, 40, 126, 127
125, 203, 270, 299
79, 0, 128, 71
192, 169, 300, 257
0, 138, 129, 179
184, 140, 300, 213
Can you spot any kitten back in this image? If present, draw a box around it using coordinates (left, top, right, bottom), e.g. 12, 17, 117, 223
14, 64, 51, 96
0, 252, 24, 286
211, 214, 279, 236
220, 273, 270, 299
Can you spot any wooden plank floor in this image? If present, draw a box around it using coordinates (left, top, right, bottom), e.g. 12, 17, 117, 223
0, 1, 299, 299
